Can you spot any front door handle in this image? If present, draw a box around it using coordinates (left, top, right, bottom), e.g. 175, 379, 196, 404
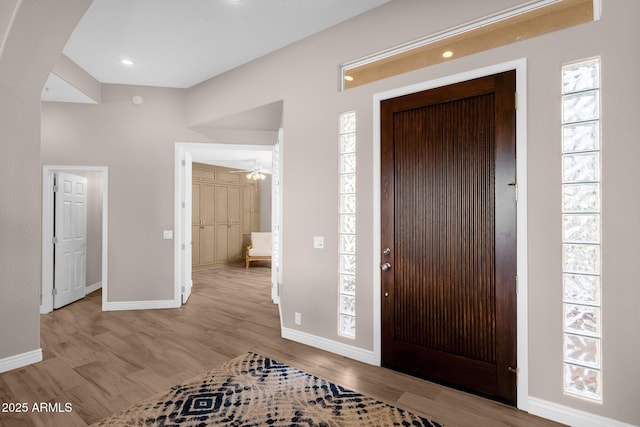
380, 262, 392, 271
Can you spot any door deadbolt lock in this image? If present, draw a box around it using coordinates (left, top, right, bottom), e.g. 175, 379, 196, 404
383, 247, 391, 256
380, 262, 392, 271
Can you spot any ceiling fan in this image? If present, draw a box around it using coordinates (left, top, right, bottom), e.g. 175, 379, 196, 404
229, 160, 272, 180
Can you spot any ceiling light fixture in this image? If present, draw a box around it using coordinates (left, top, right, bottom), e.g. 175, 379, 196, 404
246, 171, 266, 180
344, 75, 354, 82
121, 58, 134, 66
442, 50, 453, 58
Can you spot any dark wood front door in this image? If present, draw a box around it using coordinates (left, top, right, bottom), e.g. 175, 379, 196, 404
380, 70, 517, 404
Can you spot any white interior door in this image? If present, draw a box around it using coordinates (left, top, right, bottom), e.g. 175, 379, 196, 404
182, 150, 193, 303
53, 172, 88, 309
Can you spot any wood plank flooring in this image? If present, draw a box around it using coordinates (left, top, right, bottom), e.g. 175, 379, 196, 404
0, 265, 563, 426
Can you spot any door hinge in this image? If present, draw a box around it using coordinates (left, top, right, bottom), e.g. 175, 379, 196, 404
181, 286, 185, 293
514, 91, 518, 110
515, 276, 519, 294
181, 160, 186, 166
181, 201, 185, 208
52, 184, 58, 192
52, 288, 58, 296
52, 236, 58, 244
181, 243, 185, 250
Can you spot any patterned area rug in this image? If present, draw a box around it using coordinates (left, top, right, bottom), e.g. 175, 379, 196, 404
92, 352, 442, 426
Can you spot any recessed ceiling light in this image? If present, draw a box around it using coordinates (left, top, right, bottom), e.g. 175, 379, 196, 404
344, 75, 354, 82
121, 58, 134, 66
442, 51, 453, 58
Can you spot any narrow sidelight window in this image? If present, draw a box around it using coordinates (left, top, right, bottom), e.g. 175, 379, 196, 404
338, 111, 356, 337
561, 58, 602, 401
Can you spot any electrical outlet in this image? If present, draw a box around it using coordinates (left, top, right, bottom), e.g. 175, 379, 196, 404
294, 312, 302, 325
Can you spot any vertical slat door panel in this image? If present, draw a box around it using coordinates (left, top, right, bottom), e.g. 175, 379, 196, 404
393, 94, 496, 363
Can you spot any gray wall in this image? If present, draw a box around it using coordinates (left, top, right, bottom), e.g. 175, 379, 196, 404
73, 171, 102, 287
41, 84, 210, 302
3, 0, 638, 424
260, 175, 272, 232
0, 0, 91, 360
185, 0, 639, 423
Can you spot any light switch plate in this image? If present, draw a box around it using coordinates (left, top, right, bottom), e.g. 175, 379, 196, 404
163, 230, 173, 240
313, 236, 324, 249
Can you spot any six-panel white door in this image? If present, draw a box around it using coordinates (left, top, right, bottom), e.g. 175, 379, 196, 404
53, 172, 88, 309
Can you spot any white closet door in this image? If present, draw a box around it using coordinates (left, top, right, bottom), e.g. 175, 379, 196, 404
54, 172, 87, 309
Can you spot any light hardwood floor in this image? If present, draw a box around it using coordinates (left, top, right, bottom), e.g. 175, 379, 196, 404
0, 265, 563, 426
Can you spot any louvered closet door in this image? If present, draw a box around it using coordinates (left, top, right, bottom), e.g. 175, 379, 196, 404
380, 71, 517, 404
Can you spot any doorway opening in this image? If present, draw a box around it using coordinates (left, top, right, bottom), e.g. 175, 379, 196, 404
174, 137, 283, 308
41, 166, 109, 313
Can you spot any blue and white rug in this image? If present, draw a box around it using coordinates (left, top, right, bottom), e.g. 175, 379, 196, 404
92, 351, 442, 426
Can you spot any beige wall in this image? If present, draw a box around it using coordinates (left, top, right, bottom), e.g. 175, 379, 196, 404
73, 171, 102, 287
41, 84, 211, 302
86, 172, 103, 286
0, 0, 91, 360
4, 0, 637, 424
260, 175, 272, 232
185, 0, 639, 423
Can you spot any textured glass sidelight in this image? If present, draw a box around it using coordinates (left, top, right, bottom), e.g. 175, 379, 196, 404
339, 194, 356, 214
340, 234, 356, 255
339, 111, 357, 337
562, 153, 599, 183
561, 58, 602, 401
340, 153, 356, 174
340, 174, 356, 194
563, 122, 599, 153
563, 274, 600, 305
340, 214, 356, 234
562, 59, 600, 93
565, 364, 601, 400
562, 184, 599, 213
339, 314, 356, 337
563, 244, 600, 275
562, 91, 599, 123
563, 214, 599, 244
340, 275, 356, 296
565, 334, 600, 368
340, 294, 356, 316
564, 304, 600, 337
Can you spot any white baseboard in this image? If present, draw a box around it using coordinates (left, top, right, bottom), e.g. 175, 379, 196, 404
281, 327, 377, 365
86, 281, 102, 294
528, 397, 637, 427
0, 349, 43, 373
102, 299, 180, 311
281, 328, 638, 427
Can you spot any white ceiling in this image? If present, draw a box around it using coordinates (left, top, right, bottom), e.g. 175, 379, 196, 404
44, 0, 391, 170
62, 0, 391, 89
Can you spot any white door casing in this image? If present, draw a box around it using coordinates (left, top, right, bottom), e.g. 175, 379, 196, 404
53, 172, 88, 309
182, 150, 193, 303
174, 142, 282, 307
271, 129, 283, 304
